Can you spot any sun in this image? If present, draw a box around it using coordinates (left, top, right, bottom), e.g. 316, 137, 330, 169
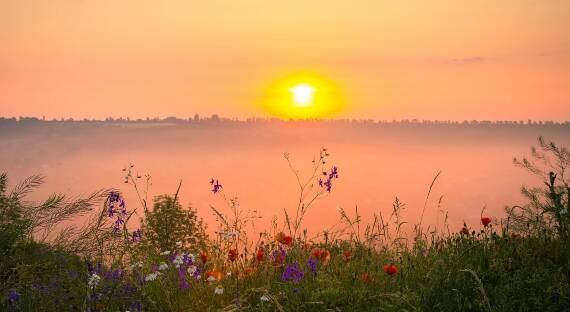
259, 72, 344, 119
290, 84, 315, 107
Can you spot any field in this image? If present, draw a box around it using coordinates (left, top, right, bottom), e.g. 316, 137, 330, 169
1, 137, 569, 311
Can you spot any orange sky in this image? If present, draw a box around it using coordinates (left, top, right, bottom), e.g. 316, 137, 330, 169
1, 1, 569, 120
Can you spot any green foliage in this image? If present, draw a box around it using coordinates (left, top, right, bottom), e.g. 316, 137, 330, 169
143, 194, 207, 252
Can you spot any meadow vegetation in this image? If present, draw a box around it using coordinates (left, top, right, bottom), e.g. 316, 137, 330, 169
1, 137, 569, 311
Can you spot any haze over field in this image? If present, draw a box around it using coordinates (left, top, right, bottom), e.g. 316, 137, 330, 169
2, 120, 569, 238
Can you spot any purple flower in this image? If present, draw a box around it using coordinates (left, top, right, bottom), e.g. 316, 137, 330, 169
307, 257, 317, 274
282, 263, 304, 282
7, 290, 19, 303
107, 191, 127, 232
210, 179, 222, 193
319, 166, 339, 192
131, 229, 142, 242
178, 267, 189, 289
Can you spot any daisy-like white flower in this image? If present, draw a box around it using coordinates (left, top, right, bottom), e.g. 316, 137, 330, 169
260, 295, 271, 302
176, 241, 183, 248
207, 275, 216, 282
173, 255, 184, 268
214, 285, 224, 295
158, 262, 169, 271
145, 272, 161, 281
187, 265, 198, 275
88, 273, 101, 289
160, 250, 171, 256
131, 261, 143, 269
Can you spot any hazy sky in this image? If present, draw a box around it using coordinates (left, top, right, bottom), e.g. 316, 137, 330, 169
1, 1, 569, 120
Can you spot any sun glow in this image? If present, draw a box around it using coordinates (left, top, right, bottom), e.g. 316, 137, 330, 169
290, 84, 315, 107
260, 72, 344, 119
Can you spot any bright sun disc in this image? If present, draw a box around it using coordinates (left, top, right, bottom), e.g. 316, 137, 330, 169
290, 84, 315, 107
259, 72, 344, 119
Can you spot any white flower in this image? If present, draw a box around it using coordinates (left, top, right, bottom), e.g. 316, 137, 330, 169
173, 255, 184, 268
226, 272, 232, 277
145, 272, 160, 281
160, 250, 171, 256
88, 273, 101, 289
187, 265, 198, 275
195, 274, 201, 280
561, 208, 568, 215
207, 275, 216, 282
158, 262, 169, 271
260, 295, 270, 302
214, 285, 224, 295
176, 241, 183, 248
131, 261, 143, 269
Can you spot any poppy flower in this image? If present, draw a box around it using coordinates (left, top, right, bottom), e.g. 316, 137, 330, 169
481, 217, 492, 227
205, 270, 223, 282
361, 272, 371, 282
460, 226, 469, 235
275, 232, 293, 246
343, 250, 353, 263
200, 251, 208, 263
256, 248, 265, 262
383, 264, 398, 276
228, 249, 238, 262
311, 248, 331, 264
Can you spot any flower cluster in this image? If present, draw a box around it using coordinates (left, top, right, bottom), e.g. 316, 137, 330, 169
107, 191, 127, 233
209, 178, 222, 194
282, 263, 304, 282
319, 166, 339, 192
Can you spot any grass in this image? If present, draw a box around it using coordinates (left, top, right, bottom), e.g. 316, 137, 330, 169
1, 138, 569, 311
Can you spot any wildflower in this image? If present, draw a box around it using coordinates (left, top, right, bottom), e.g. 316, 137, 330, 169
173, 254, 184, 268
88, 273, 101, 289
282, 263, 304, 282
319, 166, 339, 192
307, 257, 317, 274
481, 217, 492, 227
311, 248, 330, 264
158, 263, 169, 271
183, 252, 195, 265
7, 290, 19, 303
176, 241, 183, 248
178, 267, 189, 289
131, 229, 142, 242
131, 261, 143, 269
160, 250, 171, 256
210, 179, 222, 193
256, 248, 265, 262
383, 264, 398, 276
214, 285, 224, 295
187, 265, 198, 275
343, 250, 353, 263
228, 249, 238, 262
260, 295, 271, 302
361, 272, 371, 282
275, 232, 293, 246
200, 251, 208, 263
460, 226, 470, 235
107, 191, 127, 233
205, 270, 223, 282
272, 245, 286, 265
145, 272, 160, 282
561, 208, 568, 215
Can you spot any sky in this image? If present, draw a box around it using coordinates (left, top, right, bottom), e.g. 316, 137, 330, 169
1, 0, 569, 121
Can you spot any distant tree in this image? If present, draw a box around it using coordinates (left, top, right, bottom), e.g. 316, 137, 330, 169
143, 195, 207, 252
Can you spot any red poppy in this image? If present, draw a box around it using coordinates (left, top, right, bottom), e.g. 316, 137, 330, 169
205, 270, 222, 281
311, 248, 331, 264
275, 232, 293, 246
481, 217, 492, 227
256, 248, 265, 262
460, 227, 469, 235
343, 250, 353, 263
228, 249, 238, 262
200, 251, 208, 263
361, 272, 371, 282
383, 264, 398, 276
